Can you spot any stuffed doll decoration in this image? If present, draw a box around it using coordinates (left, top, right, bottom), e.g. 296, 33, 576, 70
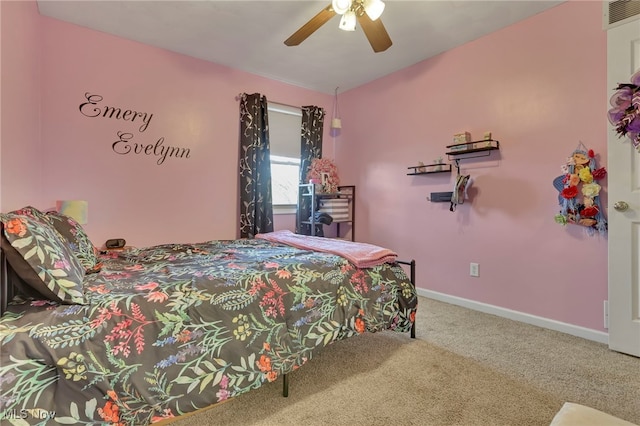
553, 143, 607, 235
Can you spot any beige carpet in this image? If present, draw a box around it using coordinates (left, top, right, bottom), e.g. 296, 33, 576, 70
164, 297, 640, 426
167, 297, 640, 426
420, 297, 640, 424
169, 332, 559, 425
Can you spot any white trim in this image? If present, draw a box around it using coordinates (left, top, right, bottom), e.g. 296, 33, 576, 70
417, 288, 609, 345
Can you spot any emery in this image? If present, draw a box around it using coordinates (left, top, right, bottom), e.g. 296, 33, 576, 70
79, 92, 153, 133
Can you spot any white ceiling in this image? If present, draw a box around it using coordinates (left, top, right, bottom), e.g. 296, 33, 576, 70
36, 0, 565, 94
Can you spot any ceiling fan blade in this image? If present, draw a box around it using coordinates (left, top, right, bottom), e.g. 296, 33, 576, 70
357, 13, 392, 53
284, 5, 336, 46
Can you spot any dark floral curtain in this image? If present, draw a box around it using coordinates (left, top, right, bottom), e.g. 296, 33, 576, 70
296, 106, 325, 235
238, 93, 273, 238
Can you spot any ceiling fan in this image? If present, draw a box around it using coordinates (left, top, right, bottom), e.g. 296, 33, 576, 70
284, 0, 392, 53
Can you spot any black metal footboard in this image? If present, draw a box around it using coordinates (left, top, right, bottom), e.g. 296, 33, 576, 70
1, 245, 9, 316
395, 258, 416, 339
281, 258, 416, 397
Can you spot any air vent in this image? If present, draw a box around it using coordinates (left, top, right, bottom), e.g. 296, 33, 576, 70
607, 0, 640, 26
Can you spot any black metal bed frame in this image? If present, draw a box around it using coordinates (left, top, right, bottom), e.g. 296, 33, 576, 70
0, 246, 9, 316
281, 258, 416, 397
0, 224, 16, 317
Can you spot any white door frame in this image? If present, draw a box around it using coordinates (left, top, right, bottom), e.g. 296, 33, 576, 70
606, 5, 640, 357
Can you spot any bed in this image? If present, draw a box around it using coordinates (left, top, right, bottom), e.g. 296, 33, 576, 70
0, 207, 417, 425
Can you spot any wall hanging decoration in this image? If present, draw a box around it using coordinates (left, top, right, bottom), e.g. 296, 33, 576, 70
553, 142, 607, 235
449, 173, 470, 212
307, 158, 340, 194
608, 68, 640, 152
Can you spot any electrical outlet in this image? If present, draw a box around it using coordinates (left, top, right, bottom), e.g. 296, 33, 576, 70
470, 262, 479, 277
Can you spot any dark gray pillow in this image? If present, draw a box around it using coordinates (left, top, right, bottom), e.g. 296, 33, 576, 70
1, 212, 85, 304
46, 211, 101, 273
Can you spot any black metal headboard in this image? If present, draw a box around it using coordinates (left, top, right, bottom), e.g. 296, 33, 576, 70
0, 224, 17, 316
1, 241, 10, 316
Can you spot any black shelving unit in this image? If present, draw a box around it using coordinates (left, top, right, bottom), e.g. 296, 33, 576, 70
298, 184, 355, 241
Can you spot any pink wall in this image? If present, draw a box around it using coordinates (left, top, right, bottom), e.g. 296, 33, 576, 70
336, 1, 608, 331
1, 1, 610, 333
35, 12, 332, 247
1, 1, 43, 210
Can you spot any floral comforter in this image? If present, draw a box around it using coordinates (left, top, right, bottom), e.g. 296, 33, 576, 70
0, 238, 417, 425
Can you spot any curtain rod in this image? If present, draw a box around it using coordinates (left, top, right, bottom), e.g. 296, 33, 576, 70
236, 93, 301, 111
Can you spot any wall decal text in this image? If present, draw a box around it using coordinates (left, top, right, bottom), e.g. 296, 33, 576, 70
113, 132, 191, 166
79, 93, 153, 132
79, 92, 191, 165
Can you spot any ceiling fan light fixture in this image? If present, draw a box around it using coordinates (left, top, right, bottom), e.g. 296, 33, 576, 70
332, 0, 352, 15
284, 1, 392, 52
339, 10, 357, 31
363, 0, 385, 21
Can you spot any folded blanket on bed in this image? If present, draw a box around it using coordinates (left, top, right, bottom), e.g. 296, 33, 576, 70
255, 230, 397, 268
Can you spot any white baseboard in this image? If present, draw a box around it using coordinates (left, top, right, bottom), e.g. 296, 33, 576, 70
417, 288, 609, 345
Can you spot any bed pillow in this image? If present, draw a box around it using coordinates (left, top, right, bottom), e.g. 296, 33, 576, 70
10, 205, 49, 221
1, 212, 86, 304
46, 211, 102, 273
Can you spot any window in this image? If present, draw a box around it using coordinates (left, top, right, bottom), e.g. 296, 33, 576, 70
271, 155, 300, 205
268, 103, 301, 214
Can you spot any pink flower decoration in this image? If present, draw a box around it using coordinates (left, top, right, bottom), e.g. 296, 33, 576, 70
307, 158, 340, 193
592, 167, 607, 180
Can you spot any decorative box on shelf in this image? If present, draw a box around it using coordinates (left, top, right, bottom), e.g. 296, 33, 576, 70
452, 132, 471, 144
448, 144, 468, 152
